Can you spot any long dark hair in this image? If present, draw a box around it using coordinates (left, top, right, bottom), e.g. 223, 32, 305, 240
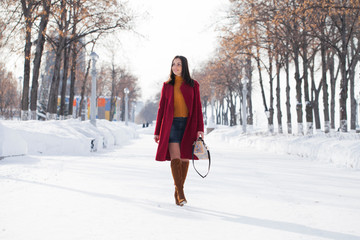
168, 55, 194, 87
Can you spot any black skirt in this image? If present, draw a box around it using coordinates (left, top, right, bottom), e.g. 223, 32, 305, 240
168, 117, 188, 143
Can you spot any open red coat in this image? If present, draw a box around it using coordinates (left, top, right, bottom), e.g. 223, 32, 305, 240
154, 80, 204, 161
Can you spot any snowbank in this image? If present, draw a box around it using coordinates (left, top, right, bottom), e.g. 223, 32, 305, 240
0, 122, 27, 157
207, 126, 360, 169
0, 119, 138, 157
1, 119, 359, 169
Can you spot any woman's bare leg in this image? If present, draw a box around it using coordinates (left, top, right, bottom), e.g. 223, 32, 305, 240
168, 142, 181, 160
168, 143, 189, 162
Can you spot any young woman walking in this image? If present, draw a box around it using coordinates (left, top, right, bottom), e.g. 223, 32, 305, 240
154, 55, 204, 206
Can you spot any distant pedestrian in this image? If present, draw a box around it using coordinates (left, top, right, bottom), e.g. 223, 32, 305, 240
154, 55, 204, 206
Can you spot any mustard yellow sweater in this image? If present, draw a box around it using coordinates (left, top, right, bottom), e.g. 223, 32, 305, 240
174, 76, 189, 117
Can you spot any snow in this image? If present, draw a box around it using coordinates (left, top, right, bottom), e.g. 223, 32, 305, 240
210, 126, 360, 169
0, 119, 138, 156
1, 119, 360, 240
0, 122, 27, 157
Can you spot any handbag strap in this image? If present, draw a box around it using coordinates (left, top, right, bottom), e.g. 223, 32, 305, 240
192, 141, 211, 178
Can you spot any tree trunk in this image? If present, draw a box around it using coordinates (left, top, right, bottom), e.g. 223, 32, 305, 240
339, 56, 348, 132
349, 64, 356, 130
294, 42, 303, 135
268, 45, 274, 133
275, 53, 282, 134
239, 93, 243, 126
47, 0, 67, 119
349, 37, 359, 130
310, 60, 321, 130
68, 1, 78, 118
229, 91, 236, 126
29, 0, 50, 120
285, 52, 292, 134
245, 56, 253, 126
216, 100, 221, 125
302, 31, 313, 135
121, 96, 125, 121
59, 42, 71, 118
203, 99, 208, 126
21, 26, 32, 120
59, 6, 71, 118
321, 39, 330, 133
78, 57, 91, 120
327, 50, 337, 130
256, 48, 269, 128
110, 63, 116, 121
222, 98, 228, 125
46, 45, 62, 118
68, 40, 78, 118
20, 0, 34, 120
338, 14, 348, 132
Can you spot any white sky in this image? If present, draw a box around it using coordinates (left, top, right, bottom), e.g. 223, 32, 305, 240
98, 0, 230, 102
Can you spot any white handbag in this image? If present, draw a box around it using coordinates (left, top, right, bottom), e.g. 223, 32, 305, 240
192, 137, 211, 178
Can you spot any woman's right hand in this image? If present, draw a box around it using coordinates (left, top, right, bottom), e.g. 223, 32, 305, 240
154, 135, 160, 143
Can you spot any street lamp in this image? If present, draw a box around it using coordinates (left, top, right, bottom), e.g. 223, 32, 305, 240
242, 76, 248, 133
90, 52, 99, 126
124, 87, 129, 126
132, 101, 136, 122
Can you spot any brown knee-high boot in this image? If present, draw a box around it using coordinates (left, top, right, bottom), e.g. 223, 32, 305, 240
173, 160, 189, 206
171, 159, 186, 206
181, 160, 189, 202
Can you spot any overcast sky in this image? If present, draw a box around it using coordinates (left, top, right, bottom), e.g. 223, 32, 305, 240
99, 0, 230, 102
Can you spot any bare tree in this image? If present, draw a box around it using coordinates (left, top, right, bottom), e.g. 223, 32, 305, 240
20, 0, 40, 120
30, 0, 51, 119
46, 0, 134, 119
0, 63, 19, 119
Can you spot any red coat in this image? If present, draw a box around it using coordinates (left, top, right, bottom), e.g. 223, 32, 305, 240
154, 80, 204, 161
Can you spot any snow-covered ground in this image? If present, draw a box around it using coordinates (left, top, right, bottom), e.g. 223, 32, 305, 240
1, 119, 360, 240
1, 120, 360, 169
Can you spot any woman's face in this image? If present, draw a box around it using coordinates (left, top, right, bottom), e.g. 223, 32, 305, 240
172, 58, 182, 76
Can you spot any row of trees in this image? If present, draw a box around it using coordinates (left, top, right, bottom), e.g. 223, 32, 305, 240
96, 62, 140, 121
0, 63, 20, 119
0, 0, 139, 121
196, 0, 360, 134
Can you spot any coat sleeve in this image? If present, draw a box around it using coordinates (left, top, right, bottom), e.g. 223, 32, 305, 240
154, 83, 166, 136
195, 81, 204, 132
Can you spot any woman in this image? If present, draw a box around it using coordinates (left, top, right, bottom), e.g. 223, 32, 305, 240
154, 55, 204, 206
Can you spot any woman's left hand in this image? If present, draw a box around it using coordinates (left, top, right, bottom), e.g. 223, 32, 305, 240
197, 131, 204, 139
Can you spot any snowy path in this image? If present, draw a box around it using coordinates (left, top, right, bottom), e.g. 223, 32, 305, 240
1, 128, 360, 240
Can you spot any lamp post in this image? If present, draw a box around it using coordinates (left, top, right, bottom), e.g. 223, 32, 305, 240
90, 52, 99, 126
132, 101, 136, 122
242, 76, 248, 133
124, 87, 129, 126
